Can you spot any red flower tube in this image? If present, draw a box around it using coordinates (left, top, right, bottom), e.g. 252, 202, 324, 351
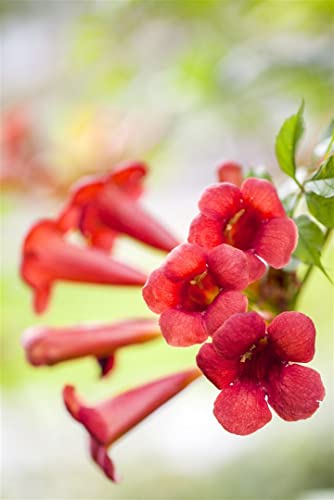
197, 311, 325, 435
188, 178, 298, 282
63, 368, 201, 481
21, 219, 147, 314
58, 161, 179, 253
22, 318, 160, 376
217, 161, 243, 187
143, 242, 248, 346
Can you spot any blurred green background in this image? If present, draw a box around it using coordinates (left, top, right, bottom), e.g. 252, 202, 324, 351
1, 1, 334, 499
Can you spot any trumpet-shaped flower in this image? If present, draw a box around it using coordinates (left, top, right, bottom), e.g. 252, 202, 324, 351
217, 161, 243, 186
21, 219, 147, 314
143, 243, 248, 346
58, 161, 179, 252
22, 318, 160, 376
197, 311, 325, 435
63, 368, 201, 481
188, 178, 298, 282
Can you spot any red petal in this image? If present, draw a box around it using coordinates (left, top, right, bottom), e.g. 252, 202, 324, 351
207, 244, 249, 290
204, 291, 248, 336
241, 178, 285, 219
267, 364, 325, 421
80, 203, 118, 252
164, 243, 207, 282
254, 217, 298, 268
217, 161, 243, 187
90, 438, 119, 482
109, 161, 147, 199
198, 183, 242, 219
159, 309, 208, 347
214, 382, 272, 435
188, 213, 225, 249
22, 318, 160, 367
98, 184, 179, 252
196, 343, 238, 389
142, 268, 182, 314
57, 178, 103, 232
268, 312, 316, 362
63, 368, 201, 445
21, 220, 147, 313
213, 311, 265, 359
244, 250, 266, 283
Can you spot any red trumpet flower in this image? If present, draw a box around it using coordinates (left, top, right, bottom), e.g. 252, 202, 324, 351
217, 161, 243, 187
197, 311, 325, 435
63, 368, 201, 481
22, 318, 160, 377
57, 161, 179, 253
188, 178, 298, 282
143, 243, 248, 347
21, 219, 147, 314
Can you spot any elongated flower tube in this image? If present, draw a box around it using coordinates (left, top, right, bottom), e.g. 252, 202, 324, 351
58, 161, 179, 253
22, 318, 161, 376
63, 368, 201, 481
21, 219, 147, 314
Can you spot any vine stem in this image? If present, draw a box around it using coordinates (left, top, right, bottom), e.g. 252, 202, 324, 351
292, 228, 332, 307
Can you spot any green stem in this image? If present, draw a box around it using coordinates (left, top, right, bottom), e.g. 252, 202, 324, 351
324, 132, 334, 160
292, 228, 332, 307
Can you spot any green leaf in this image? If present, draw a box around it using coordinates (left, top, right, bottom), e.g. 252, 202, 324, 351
275, 101, 305, 179
282, 192, 298, 216
310, 155, 334, 180
306, 192, 334, 228
294, 215, 332, 282
244, 166, 272, 182
305, 156, 334, 198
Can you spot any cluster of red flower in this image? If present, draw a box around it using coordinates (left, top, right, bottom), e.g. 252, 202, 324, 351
21, 161, 325, 482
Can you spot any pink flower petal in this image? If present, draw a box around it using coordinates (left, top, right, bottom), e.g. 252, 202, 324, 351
109, 161, 147, 199
198, 183, 242, 219
196, 343, 238, 389
268, 312, 316, 362
21, 220, 147, 314
217, 161, 243, 187
253, 217, 298, 268
213, 311, 265, 359
188, 213, 225, 250
204, 291, 248, 336
63, 368, 201, 445
267, 364, 325, 421
22, 318, 160, 368
241, 178, 285, 219
244, 250, 266, 283
159, 309, 208, 347
142, 268, 182, 314
98, 184, 179, 252
90, 438, 119, 483
207, 244, 249, 290
214, 382, 272, 435
164, 243, 207, 282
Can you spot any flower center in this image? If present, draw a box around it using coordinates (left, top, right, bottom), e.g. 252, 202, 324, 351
239, 337, 275, 383
224, 208, 261, 250
181, 270, 220, 312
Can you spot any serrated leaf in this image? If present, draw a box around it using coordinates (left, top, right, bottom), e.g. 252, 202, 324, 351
294, 215, 332, 282
306, 192, 334, 228
275, 101, 305, 179
306, 178, 334, 198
